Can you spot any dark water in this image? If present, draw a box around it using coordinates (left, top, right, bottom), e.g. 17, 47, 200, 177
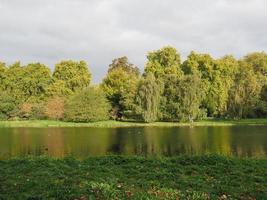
0, 126, 267, 159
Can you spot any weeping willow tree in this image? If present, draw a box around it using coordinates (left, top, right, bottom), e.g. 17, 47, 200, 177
136, 73, 163, 122
178, 74, 206, 122
228, 63, 261, 119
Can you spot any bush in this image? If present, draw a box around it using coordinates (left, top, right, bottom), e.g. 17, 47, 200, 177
0, 92, 18, 120
19, 102, 33, 119
18, 102, 45, 120
44, 96, 65, 120
64, 87, 110, 122
31, 103, 46, 119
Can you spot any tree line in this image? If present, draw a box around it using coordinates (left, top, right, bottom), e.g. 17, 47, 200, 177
0, 46, 266, 122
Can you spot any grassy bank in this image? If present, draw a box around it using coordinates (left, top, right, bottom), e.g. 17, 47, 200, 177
0, 118, 266, 128
0, 155, 266, 199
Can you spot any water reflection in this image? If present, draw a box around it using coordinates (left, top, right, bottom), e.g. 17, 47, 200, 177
0, 126, 266, 159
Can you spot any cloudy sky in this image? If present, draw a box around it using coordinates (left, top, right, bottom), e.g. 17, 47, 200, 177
0, 0, 267, 82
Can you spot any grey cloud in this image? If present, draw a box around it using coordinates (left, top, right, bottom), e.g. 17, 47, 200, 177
0, 0, 266, 82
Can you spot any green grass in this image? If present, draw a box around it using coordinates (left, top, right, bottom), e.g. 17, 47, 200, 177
0, 155, 266, 199
0, 118, 266, 128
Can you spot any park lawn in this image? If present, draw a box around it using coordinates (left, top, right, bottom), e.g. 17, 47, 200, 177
0, 118, 266, 128
0, 155, 266, 200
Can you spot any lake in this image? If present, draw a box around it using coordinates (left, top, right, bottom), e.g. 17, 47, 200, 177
0, 125, 267, 159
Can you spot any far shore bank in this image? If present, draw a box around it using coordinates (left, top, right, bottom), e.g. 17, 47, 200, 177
0, 118, 266, 128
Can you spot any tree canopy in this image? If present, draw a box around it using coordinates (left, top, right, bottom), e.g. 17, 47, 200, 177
53, 60, 91, 93
0, 47, 266, 122
102, 57, 140, 119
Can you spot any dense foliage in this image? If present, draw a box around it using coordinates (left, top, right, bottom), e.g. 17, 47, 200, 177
135, 73, 163, 122
44, 96, 65, 120
0, 47, 266, 122
53, 60, 91, 94
64, 87, 110, 122
102, 57, 140, 119
0, 92, 17, 120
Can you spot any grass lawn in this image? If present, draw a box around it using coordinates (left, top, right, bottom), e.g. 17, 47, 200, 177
0, 155, 266, 199
0, 118, 266, 128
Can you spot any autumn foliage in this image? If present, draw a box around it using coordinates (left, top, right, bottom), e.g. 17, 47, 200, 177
44, 97, 65, 120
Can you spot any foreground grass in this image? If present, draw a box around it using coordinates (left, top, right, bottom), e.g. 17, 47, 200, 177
0, 155, 266, 200
0, 118, 266, 128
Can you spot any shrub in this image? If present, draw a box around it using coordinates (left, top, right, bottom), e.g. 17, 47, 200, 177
31, 103, 45, 119
19, 102, 33, 119
0, 92, 18, 120
44, 96, 65, 120
18, 102, 45, 120
64, 87, 110, 122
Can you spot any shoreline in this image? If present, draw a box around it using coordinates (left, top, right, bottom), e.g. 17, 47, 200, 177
0, 118, 266, 128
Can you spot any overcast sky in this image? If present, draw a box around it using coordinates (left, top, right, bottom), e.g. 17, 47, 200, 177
0, 0, 267, 82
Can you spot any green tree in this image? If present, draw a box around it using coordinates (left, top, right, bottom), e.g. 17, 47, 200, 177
64, 87, 110, 122
243, 52, 267, 79
136, 73, 163, 122
145, 46, 183, 78
46, 80, 72, 97
4, 62, 26, 102
228, 52, 267, 118
177, 74, 206, 122
53, 60, 91, 92
181, 52, 239, 117
0, 92, 17, 120
102, 57, 140, 119
182, 52, 215, 116
0, 62, 7, 91
228, 62, 261, 118
182, 52, 214, 80
261, 85, 267, 102
4, 62, 51, 103
160, 74, 181, 121
258, 85, 267, 116
206, 56, 239, 116
144, 46, 184, 121
23, 63, 51, 102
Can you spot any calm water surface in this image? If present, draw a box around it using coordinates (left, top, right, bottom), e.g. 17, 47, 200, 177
0, 126, 267, 159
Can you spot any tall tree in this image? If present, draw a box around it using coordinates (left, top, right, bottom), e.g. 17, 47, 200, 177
135, 73, 163, 122
145, 46, 183, 78
182, 51, 214, 80
177, 74, 206, 122
0, 62, 7, 91
228, 61, 261, 118
261, 85, 267, 102
160, 74, 181, 121
23, 63, 51, 102
243, 52, 267, 79
181, 52, 239, 117
4, 62, 51, 102
102, 57, 140, 119
4, 62, 26, 102
257, 85, 267, 117
207, 55, 239, 116
53, 60, 91, 93
182, 52, 214, 116
228, 52, 267, 118
144, 46, 184, 121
